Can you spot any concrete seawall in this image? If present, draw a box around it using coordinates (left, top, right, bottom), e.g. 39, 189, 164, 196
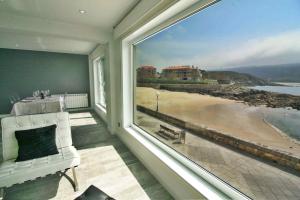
137, 105, 300, 172
137, 83, 211, 90
137, 83, 161, 89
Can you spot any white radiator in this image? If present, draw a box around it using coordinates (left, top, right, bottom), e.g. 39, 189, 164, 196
52, 93, 88, 109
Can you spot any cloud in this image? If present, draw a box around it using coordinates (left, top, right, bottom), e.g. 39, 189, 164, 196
189, 29, 300, 68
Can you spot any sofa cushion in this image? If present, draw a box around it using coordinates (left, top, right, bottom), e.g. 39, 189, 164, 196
15, 124, 59, 162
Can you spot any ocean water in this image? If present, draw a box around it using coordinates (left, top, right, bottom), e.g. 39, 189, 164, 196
263, 108, 300, 141
250, 84, 300, 96
249, 83, 300, 141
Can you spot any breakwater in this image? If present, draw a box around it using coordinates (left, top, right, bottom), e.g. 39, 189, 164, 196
137, 105, 300, 172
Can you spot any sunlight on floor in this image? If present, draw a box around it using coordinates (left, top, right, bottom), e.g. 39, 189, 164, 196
23, 145, 152, 200
54, 145, 151, 200
69, 112, 93, 119
69, 112, 98, 127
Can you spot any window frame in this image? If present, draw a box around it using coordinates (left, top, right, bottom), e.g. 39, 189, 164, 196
121, 0, 250, 199
93, 56, 107, 113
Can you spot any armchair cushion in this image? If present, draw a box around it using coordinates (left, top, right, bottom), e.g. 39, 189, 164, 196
15, 124, 59, 162
0, 146, 80, 188
0, 112, 80, 189
1, 112, 72, 161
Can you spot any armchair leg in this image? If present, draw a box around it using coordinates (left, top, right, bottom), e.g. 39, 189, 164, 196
0, 188, 4, 200
72, 167, 79, 192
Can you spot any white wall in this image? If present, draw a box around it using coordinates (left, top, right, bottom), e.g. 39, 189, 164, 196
89, 0, 213, 199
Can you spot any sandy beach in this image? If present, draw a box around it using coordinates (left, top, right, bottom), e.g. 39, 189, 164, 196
136, 87, 300, 156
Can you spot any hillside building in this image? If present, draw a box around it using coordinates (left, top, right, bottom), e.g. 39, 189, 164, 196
161, 65, 202, 81
137, 66, 157, 81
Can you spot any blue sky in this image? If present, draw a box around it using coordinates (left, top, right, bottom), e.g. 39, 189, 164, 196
135, 0, 300, 71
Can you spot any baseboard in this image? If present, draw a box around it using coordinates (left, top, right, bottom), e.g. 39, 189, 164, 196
67, 107, 93, 112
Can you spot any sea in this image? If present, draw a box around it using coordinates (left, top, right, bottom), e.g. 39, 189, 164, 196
250, 82, 300, 96
249, 83, 300, 141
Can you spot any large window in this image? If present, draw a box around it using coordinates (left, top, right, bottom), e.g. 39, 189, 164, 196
132, 0, 300, 199
94, 57, 106, 109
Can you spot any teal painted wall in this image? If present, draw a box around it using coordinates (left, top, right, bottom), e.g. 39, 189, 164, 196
0, 48, 90, 114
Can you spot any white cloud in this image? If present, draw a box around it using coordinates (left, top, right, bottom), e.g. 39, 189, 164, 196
191, 29, 300, 68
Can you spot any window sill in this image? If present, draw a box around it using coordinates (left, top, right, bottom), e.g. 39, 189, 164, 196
123, 124, 249, 200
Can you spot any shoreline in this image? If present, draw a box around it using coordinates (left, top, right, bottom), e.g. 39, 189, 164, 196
263, 118, 300, 147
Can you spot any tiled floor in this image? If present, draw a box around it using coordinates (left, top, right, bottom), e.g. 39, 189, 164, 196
1, 111, 173, 200
137, 111, 300, 200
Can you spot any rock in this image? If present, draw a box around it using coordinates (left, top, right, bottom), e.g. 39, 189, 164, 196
159, 84, 300, 110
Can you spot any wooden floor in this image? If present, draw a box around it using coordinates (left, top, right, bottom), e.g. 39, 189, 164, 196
2, 111, 173, 200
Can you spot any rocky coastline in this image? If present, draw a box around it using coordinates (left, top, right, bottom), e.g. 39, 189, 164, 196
157, 84, 300, 110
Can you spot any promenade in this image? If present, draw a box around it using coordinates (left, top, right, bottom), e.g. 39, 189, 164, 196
136, 111, 300, 200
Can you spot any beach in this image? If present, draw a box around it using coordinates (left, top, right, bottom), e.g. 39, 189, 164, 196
136, 87, 300, 156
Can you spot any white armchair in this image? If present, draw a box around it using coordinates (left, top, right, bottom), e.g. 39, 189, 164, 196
0, 112, 80, 199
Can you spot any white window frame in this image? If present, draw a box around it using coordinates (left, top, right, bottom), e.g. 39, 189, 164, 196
122, 0, 250, 199
93, 57, 107, 113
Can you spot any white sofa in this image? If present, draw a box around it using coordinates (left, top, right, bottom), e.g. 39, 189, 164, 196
0, 112, 80, 198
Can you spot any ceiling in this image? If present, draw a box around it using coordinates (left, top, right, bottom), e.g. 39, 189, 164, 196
0, 0, 139, 54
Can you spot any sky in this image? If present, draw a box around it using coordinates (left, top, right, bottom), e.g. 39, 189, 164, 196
135, 0, 300, 71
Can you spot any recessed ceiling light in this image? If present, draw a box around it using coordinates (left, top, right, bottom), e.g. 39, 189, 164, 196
79, 9, 86, 14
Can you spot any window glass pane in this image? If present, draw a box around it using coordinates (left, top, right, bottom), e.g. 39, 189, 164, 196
98, 58, 106, 108
133, 0, 300, 199
95, 58, 106, 109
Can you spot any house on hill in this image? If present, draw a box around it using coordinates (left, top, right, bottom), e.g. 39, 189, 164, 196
161, 65, 202, 81
137, 66, 157, 81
